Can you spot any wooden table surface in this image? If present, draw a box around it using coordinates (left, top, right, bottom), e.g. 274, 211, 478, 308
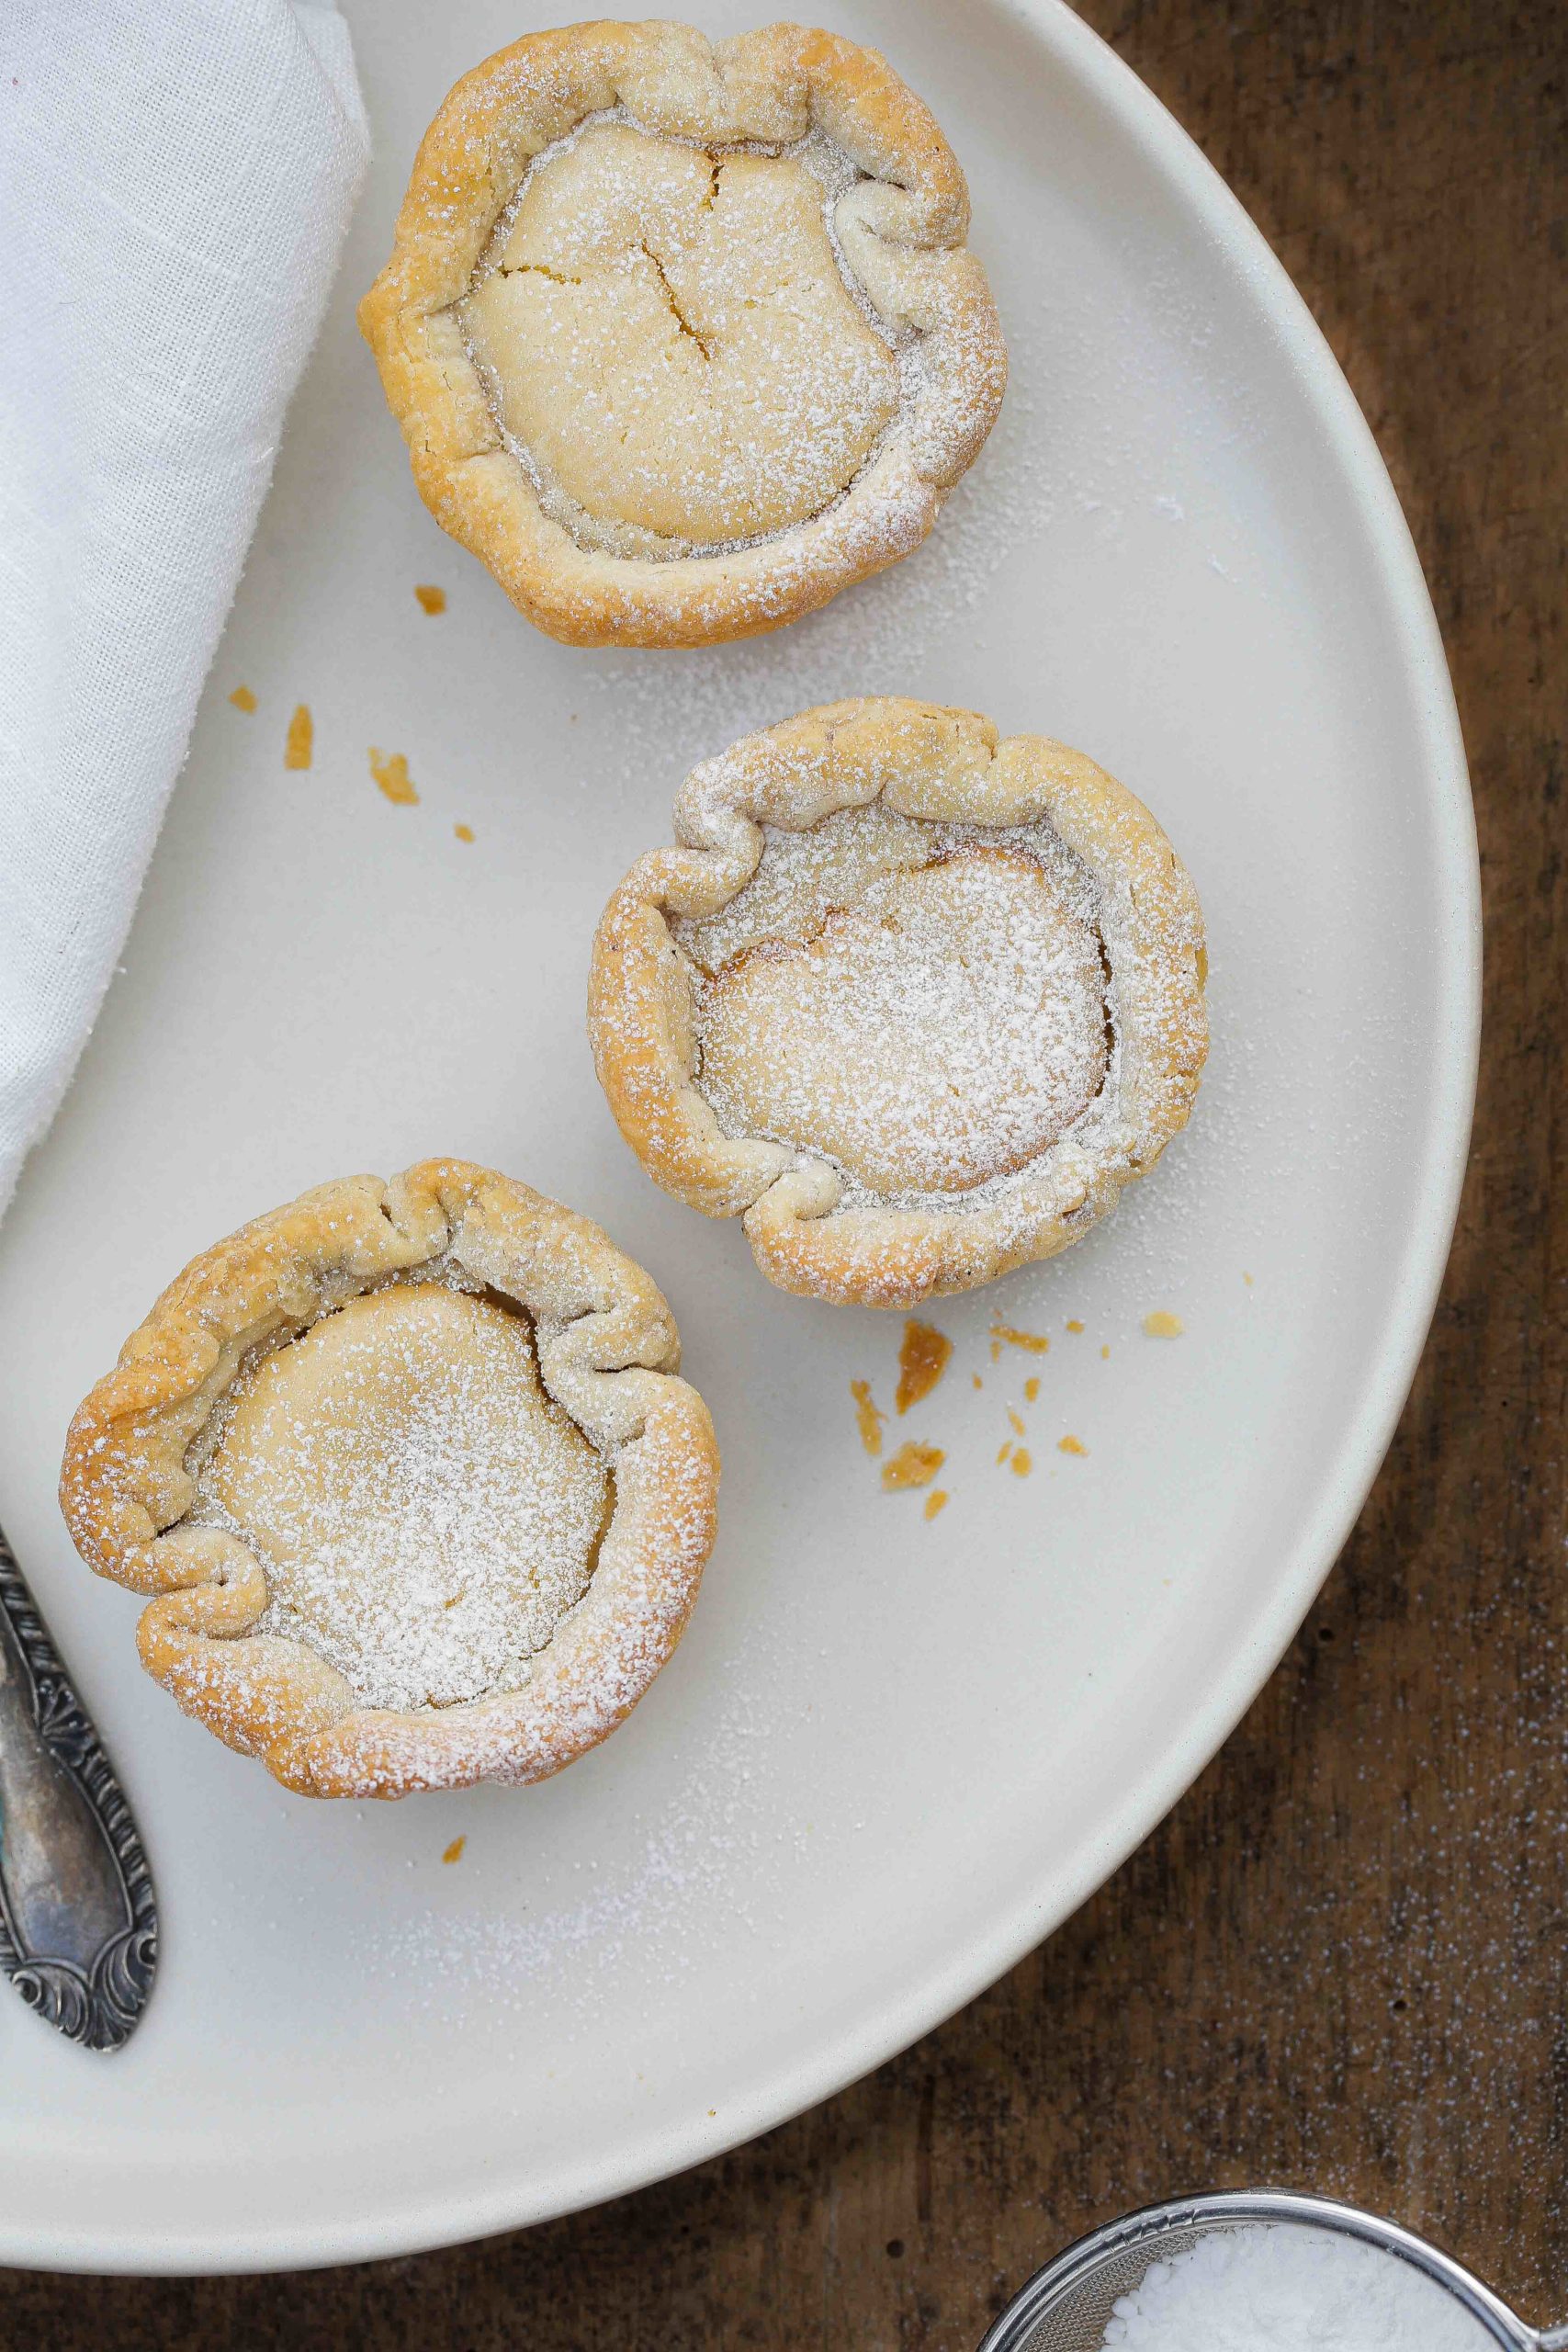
7, 1, 1563, 2341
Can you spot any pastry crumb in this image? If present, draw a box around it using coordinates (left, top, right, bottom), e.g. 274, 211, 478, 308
896, 1319, 952, 1414
1066, 1318, 1085, 1334
1101, 1344, 1111, 1360
284, 704, 312, 769
454, 822, 475, 844
442, 1836, 466, 1864
1244, 1271, 1255, 1286
1007, 1408, 1026, 1438
972, 1373, 983, 1390
883, 1440, 944, 1491
1023, 1375, 1040, 1403
991, 1323, 1051, 1357
414, 584, 447, 615
229, 684, 257, 714
996, 1441, 1012, 1466
370, 748, 420, 806
1010, 1448, 1033, 1477
1058, 1434, 1088, 1456
850, 1377, 885, 1458
923, 1489, 950, 1521
1143, 1310, 1184, 1339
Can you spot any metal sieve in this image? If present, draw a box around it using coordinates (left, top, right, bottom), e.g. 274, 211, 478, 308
976, 2188, 1568, 2352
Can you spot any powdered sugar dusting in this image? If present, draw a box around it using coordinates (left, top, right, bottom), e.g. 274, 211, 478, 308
691, 833, 1107, 1194
462, 114, 919, 563
374, 1667, 791, 2021
673, 798, 1115, 1204
1098, 2223, 1491, 2351
193, 1283, 611, 1713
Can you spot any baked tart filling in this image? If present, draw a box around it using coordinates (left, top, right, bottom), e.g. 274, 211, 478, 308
590, 699, 1208, 1306
193, 1282, 612, 1714
359, 21, 1007, 647
686, 823, 1109, 1196
462, 120, 902, 556
60, 1163, 718, 1799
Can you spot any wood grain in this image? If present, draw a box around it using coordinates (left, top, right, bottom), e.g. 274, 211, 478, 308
6, 1, 1562, 2339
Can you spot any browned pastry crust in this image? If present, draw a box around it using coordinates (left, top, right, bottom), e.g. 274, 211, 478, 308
59, 1161, 719, 1799
589, 699, 1208, 1306
358, 19, 1007, 648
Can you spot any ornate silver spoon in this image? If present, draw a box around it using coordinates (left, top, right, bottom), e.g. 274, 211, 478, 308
0, 1525, 156, 2050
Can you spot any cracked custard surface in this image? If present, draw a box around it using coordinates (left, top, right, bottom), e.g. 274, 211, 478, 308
195, 1283, 610, 1714
461, 121, 901, 551
679, 807, 1110, 1198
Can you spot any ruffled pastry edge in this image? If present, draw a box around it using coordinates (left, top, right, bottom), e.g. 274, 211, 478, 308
589, 698, 1208, 1306
59, 1160, 719, 1798
357, 18, 1007, 648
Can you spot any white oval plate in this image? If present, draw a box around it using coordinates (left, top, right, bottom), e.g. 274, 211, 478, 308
0, 0, 1475, 2273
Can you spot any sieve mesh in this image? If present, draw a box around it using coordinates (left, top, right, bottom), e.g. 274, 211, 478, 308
1001, 2220, 1231, 2352
978, 2196, 1536, 2352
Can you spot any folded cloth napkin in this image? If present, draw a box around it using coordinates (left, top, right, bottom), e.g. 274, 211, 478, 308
0, 0, 368, 1216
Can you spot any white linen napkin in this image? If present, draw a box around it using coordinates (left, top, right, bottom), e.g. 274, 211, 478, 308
0, 0, 368, 1215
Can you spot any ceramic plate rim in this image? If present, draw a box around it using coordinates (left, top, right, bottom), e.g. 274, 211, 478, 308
11, 0, 1478, 2275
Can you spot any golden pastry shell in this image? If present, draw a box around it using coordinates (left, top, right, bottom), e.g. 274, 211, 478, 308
59, 1160, 719, 1800
358, 18, 1007, 648
589, 698, 1209, 1306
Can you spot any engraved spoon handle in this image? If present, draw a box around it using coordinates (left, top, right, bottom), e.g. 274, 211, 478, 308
0, 1524, 156, 2050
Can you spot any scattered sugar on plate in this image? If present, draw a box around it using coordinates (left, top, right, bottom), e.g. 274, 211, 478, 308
1099, 2224, 1492, 2352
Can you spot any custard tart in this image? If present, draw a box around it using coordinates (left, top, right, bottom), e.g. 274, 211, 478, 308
60, 1162, 718, 1798
590, 700, 1208, 1306
359, 20, 1006, 648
